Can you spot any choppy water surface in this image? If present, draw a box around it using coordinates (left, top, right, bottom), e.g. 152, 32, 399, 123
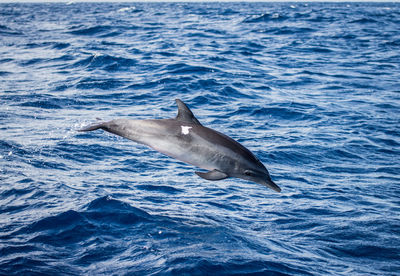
1, 2, 399, 275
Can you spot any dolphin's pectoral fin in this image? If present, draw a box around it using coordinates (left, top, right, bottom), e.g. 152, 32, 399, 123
175, 99, 202, 125
195, 170, 228, 181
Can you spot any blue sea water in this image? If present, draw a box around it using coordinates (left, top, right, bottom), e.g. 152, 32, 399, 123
1, 1, 400, 275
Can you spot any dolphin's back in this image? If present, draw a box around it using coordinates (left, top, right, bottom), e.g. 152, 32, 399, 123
195, 125, 261, 166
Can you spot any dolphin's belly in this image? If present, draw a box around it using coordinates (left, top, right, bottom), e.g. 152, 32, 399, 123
146, 135, 218, 171
144, 130, 236, 173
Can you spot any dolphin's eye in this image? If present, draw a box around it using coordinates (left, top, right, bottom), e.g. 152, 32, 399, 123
244, 170, 254, 176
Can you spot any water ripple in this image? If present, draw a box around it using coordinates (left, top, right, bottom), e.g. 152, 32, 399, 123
1, 2, 399, 275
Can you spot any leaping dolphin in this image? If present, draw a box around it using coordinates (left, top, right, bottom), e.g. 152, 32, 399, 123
79, 99, 281, 192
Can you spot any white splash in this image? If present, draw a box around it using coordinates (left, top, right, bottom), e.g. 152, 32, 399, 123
118, 7, 136, 13
181, 126, 192, 135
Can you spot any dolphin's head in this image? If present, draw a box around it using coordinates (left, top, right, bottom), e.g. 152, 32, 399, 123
236, 163, 281, 193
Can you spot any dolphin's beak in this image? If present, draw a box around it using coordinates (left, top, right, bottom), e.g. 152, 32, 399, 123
264, 179, 281, 193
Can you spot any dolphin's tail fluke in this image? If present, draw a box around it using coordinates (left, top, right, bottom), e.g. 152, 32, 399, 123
78, 122, 105, 132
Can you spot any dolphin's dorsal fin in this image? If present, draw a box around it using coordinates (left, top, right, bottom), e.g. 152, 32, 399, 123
175, 99, 202, 125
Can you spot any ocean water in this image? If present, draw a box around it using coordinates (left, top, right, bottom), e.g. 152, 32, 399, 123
1, 2, 399, 275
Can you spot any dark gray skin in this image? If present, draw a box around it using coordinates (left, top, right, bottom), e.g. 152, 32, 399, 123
79, 99, 281, 192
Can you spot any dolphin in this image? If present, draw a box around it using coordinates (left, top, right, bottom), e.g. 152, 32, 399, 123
79, 99, 281, 192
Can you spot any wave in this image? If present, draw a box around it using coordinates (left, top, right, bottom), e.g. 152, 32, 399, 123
71, 54, 137, 72
23, 41, 70, 50
0, 195, 316, 275
161, 63, 219, 75
0, 24, 23, 36
1, 2, 399, 275
75, 77, 128, 90
67, 25, 114, 36
243, 13, 288, 23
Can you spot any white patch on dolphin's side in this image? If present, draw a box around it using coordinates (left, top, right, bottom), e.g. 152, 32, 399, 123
181, 126, 192, 135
